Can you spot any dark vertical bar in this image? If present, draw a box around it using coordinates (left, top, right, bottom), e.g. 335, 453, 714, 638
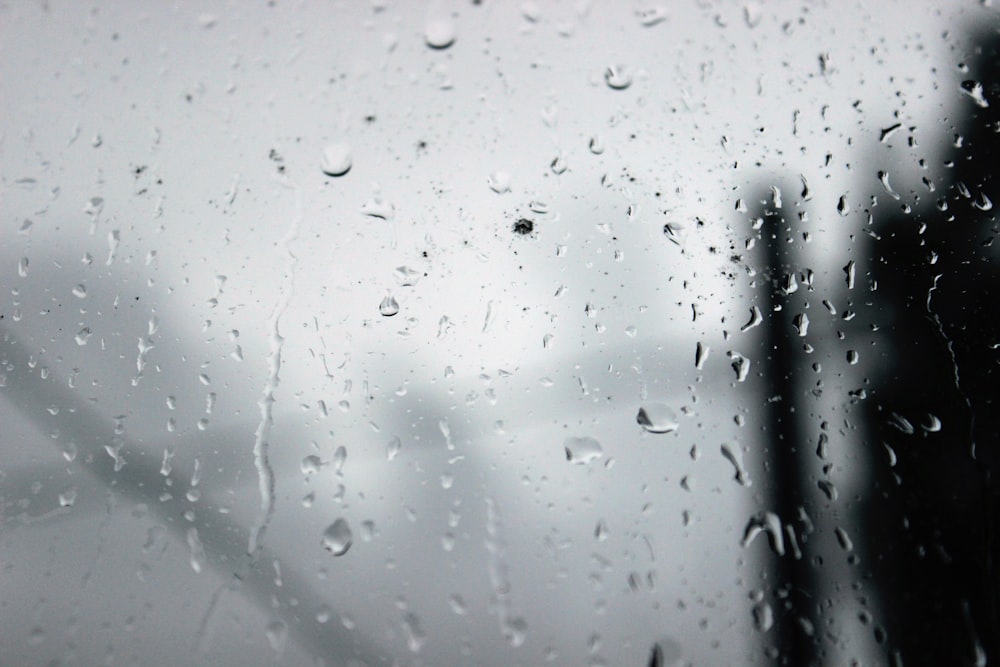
753, 197, 818, 666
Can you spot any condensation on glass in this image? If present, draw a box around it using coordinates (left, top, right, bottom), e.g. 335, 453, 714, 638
1, 2, 998, 666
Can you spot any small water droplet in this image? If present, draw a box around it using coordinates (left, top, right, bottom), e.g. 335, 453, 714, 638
752, 601, 774, 633
425, 17, 456, 49
588, 135, 605, 154
387, 436, 402, 461
265, 620, 288, 654
741, 512, 784, 555
488, 171, 511, 193
58, 486, 78, 507
322, 518, 353, 556
300, 455, 322, 475
74, 327, 92, 346
402, 612, 427, 652
564, 436, 603, 464
636, 6, 668, 27
792, 313, 809, 336
837, 195, 849, 216
720, 444, 751, 486
379, 293, 400, 317
843, 260, 856, 289
636, 403, 679, 434
740, 306, 763, 332
877, 170, 901, 200
604, 65, 633, 90
922, 413, 942, 432
834, 526, 854, 552
448, 594, 467, 615
320, 143, 352, 177
728, 352, 750, 382
695, 342, 710, 369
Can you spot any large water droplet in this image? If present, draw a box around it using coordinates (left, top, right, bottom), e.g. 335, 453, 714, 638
604, 65, 633, 90
564, 436, 603, 464
320, 143, 352, 177
425, 17, 456, 49
322, 518, 353, 556
636, 403, 679, 434
961, 80, 990, 108
379, 293, 400, 317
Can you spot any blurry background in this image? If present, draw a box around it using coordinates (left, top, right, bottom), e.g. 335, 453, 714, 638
1, 1, 997, 665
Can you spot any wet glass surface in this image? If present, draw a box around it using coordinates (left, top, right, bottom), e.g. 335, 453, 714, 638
2, 2, 999, 665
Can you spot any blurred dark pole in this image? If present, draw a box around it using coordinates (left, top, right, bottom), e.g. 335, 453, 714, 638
751, 193, 820, 666
860, 26, 1000, 665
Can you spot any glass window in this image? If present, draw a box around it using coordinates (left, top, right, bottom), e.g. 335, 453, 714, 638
2, 2, 997, 665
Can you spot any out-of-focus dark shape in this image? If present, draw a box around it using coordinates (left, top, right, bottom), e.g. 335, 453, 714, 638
746, 189, 822, 666
862, 25, 1000, 665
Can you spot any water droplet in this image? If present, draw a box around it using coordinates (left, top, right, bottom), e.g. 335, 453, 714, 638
974, 192, 993, 211
322, 518, 353, 556
187, 527, 206, 573
741, 512, 784, 555
817, 479, 838, 501
402, 612, 427, 652
740, 306, 763, 332
636, 403, 679, 434
728, 352, 750, 382
425, 17, 456, 49
837, 195, 849, 216
448, 594, 467, 615
888, 412, 914, 434
588, 135, 605, 154
320, 143, 352, 177
695, 342, 710, 370
58, 486, 78, 507
792, 313, 809, 336
922, 413, 942, 432
360, 191, 396, 220
564, 436, 603, 464
834, 526, 854, 552
636, 6, 668, 27
878, 170, 901, 200
550, 154, 568, 175
387, 436, 402, 461
316, 605, 332, 623
843, 260, 856, 289
74, 327, 92, 346
752, 601, 774, 633
300, 455, 322, 475
604, 65, 633, 90
379, 293, 400, 317
265, 620, 288, 654
488, 171, 511, 193
502, 616, 528, 647
961, 80, 990, 107
720, 444, 751, 486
